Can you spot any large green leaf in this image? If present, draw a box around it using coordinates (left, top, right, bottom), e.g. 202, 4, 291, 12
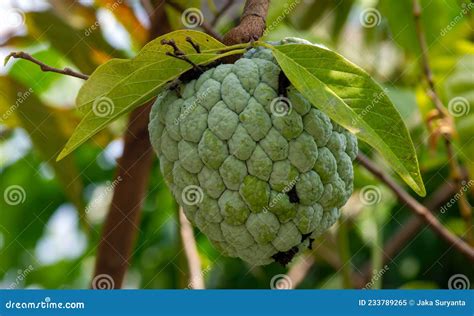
57, 30, 239, 161
270, 44, 426, 196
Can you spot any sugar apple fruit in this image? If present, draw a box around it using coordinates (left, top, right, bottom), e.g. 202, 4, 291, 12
149, 38, 358, 266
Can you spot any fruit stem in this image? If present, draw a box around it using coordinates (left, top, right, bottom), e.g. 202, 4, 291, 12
200, 43, 252, 53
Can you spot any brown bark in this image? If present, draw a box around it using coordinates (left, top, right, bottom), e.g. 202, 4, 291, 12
92, 2, 171, 289
223, 0, 269, 45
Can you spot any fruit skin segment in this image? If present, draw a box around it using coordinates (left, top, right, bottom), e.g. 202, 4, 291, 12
149, 40, 358, 266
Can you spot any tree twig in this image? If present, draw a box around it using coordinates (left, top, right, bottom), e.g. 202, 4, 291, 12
412, 0, 473, 245
5, 52, 89, 80
222, 0, 269, 45
179, 208, 205, 289
357, 153, 474, 262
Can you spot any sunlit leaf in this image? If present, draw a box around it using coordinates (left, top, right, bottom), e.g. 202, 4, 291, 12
270, 43, 426, 196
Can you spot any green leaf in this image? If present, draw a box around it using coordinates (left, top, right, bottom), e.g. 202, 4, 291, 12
270, 44, 426, 196
57, 30, 239, 161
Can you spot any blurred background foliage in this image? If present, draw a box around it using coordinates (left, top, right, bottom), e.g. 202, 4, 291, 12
0, 0, 473, 289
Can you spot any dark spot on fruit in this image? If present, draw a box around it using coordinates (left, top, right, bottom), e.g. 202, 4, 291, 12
301, 233, 311, 242
278, 71, 290, 97
308, 238, 315, 250
286, 186, 300, 204
272, 246, 299, 266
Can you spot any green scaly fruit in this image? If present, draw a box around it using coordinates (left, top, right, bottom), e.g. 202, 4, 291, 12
149, 38, 358, 265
